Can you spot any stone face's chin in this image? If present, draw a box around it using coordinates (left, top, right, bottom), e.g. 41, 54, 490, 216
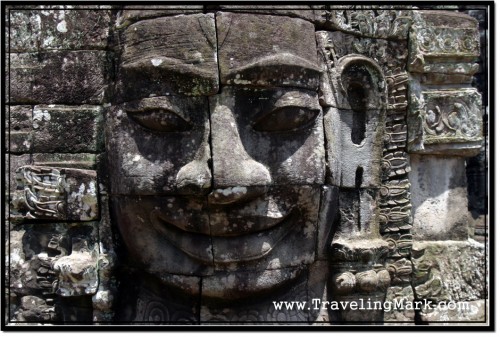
110, 185, 321, 298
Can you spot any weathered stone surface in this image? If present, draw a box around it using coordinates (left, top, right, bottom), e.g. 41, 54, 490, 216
106, 96, 211, 195
117, 6, 204, 28
32, 153, 97, 170
200, 268, 310, 323
4, 6, 488, 326
316, 9, 413, 40
31, 105, 104, 153
110, 195, 213, 276
13, 295, 57, 322
212, 185, 320, 272
317, 31, 408, 77
210, 87, 325, 187
408, 88, 483, 156
409, 155, 473, 241
15, 166, 99, 221
7, 105, 32, 153
8, 154, 32, 222
383, 285, 415, 323
9, 51, 107, 104
115, 14, 218, 100
412, 240, 486, 302
217, 13, 320, 90
408, 11, 480, 76
9, 9, 110, 52
53, 237, 98, 296
420, 300, 486, 324
215, 5, 316, 22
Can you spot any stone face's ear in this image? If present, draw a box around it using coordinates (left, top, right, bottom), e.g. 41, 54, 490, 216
317, 48, 387, 188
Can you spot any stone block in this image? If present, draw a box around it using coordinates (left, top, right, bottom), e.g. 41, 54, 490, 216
15, 166, 99, 221
215, 5, 316, 22
412, 240, 486, 303
211, 185, 321, 272
408, 88, 483, 156
408, 11, 480, 75
420, 299, 486, 324
217, 12, 320, 90
409, 155, 473, 241
116, 14, 218, 100
30, 105, 103, 153
383, 285, 415, 323
9, 9, 110, 52
316, 9, 413, 40
32, 153, 97, 170
7, 105, 32, 153
106, 96, 211, 195
210, 87, 325, 187
200, 267, 310, 323
9, 51, 108, 104
117, 6, 204, 28
110, 195, 214, 277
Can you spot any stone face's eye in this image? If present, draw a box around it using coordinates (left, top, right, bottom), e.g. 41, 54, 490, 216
253, 106, 319, 132
128, 109, 192, 132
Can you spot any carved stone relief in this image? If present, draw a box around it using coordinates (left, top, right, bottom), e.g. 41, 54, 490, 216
4, 5, 488, 328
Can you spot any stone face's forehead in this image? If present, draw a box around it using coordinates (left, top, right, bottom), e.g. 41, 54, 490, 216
118, 14, 219, 99
217, 12, 321, 90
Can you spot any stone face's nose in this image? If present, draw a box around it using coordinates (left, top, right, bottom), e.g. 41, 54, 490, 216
209, 95, 271, 205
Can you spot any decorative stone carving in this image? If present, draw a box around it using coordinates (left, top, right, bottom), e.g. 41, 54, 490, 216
408, 11, 480, 76
407, 89, 483, 155
317, 9, 413, 40
412, 241, 486, 311
53, 237, 99, 297
4, 5, 488, 328
15, 166, 98, 221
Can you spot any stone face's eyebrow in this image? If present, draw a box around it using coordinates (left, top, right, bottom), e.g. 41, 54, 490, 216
217, 12, 321, 90
222, 53, 322, 89
116, 13, 219, 101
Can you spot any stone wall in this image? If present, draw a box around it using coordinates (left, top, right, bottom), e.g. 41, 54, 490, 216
4, 5, 489, 327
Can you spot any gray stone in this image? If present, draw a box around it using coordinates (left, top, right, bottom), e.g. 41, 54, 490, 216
115, 14, 218, 100
7, 105, 32, 153
15, 166, 99, 221
383, 286, 415, 323
316, 9, 413, 40
412, 240, 486, 303
408, 11, 480, 76
217, 12, 321, 90
31, 105, 104, 153
9, 51, 107, 104
9, 9, 110, 52
407, 88, 483, 156
117, 6, 204, 28
32, 153, 97, 170
210, 87, 325, 187
106, 96, 211, 195
420, 299, 486, 324
409, 155, 473, 241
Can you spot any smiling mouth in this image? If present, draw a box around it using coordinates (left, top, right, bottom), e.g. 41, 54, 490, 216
150, 207, 298, 265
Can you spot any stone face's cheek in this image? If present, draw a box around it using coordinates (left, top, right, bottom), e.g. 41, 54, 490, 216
110, 196, 214, 276
106, 96, 211, 195
210, 87, 325, 188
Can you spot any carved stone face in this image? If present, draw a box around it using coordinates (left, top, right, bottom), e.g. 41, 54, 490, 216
107, 12, 326, 298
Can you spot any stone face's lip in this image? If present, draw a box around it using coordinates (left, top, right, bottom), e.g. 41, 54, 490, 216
151, 207, 297, 265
